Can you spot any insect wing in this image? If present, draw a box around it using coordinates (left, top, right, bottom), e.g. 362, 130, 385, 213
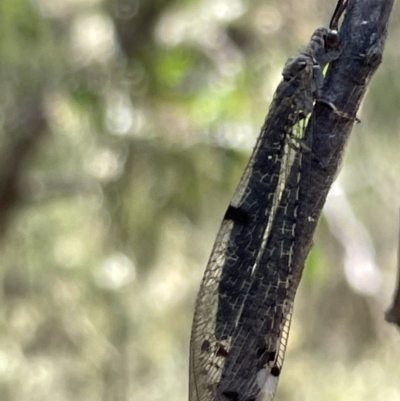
189, 220, 234, 401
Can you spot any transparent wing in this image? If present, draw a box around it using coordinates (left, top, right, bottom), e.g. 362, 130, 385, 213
189, 100, 308, 401
189, 26, 333, 401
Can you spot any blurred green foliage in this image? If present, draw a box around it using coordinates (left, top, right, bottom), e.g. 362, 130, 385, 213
1, 0, 400, 400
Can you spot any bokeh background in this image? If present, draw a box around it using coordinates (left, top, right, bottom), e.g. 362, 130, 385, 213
1, 0, 400, 400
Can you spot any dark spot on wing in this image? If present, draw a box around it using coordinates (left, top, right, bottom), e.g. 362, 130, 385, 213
216, 343, 228, 358
267, 351, 276, 362
201, 340, 211, 352
271, 366, 280, 377
224, 205, 249, 225
256, 347, 277, 369
222, 391, 239, 401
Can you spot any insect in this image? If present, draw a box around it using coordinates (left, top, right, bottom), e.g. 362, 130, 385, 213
189, 2, 348, 401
